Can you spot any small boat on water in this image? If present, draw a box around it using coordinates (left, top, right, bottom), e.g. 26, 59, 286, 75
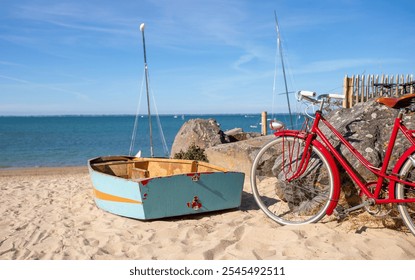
88, 156, 244, 219
88, 23, 244, 220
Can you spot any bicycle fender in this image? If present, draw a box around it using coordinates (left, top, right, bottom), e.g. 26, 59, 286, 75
274, 129, 306, 138
273, 130, 341, 215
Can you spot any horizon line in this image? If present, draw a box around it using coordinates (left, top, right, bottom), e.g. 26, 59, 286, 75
0, 112, 295, 117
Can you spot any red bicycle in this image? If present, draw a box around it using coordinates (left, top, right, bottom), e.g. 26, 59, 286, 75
250, 91, 415, 236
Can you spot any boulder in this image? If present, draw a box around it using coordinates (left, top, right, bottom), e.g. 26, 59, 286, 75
205, 135, 274, 176
170, 118, 229, 157
170, 118, 262, 158
224, 128, 262, 142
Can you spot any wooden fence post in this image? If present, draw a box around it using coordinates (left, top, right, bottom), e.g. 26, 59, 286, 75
343, 75, 348, 108
261, 111, 267, 136
349, 75, 356, 107
343, 75, 352, 108
355, 75, 359, 105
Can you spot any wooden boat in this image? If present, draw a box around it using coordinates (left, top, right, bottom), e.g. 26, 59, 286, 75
88, 156, 244, 219
88, 23, 244, 219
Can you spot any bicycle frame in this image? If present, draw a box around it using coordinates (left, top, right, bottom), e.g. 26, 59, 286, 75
301, 109, 415, 204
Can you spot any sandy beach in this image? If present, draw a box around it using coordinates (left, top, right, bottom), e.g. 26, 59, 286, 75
1, 166, 415, 260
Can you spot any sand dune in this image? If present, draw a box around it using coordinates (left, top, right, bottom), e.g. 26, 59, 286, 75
1, 166, 415, 260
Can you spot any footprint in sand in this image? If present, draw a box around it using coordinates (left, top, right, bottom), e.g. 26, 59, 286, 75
202, 225, 245, 260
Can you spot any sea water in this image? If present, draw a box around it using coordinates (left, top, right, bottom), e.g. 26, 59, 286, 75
0, 114, 303, 168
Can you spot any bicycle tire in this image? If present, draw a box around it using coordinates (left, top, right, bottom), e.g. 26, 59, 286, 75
396, 155, 415, 236
250, 135, 335, 225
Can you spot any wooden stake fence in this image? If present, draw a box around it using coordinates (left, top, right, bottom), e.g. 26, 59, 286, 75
343, 74, 414, 108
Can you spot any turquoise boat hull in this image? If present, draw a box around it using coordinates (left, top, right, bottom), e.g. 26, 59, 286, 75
88, 156, 245, 220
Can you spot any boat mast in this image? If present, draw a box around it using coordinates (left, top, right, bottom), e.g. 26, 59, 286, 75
274, 11, 293, 128
140, 23, 154, 157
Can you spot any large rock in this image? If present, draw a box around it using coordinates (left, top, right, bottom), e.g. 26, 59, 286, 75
170, 118, 228, 157
170, 118, 261, 158
223, 128, 261, 142
205, 135, 274, 176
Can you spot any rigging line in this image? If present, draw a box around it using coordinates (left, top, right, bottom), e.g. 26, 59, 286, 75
275, 29, 299, 122
129, 68, 146, 156
151, 91, 170, 157
272, 39, 279, 120
145, 68, 170, 157
274, 11, 293, 129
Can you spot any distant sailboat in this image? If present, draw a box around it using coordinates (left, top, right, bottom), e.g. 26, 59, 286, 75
87, 23, 244, 220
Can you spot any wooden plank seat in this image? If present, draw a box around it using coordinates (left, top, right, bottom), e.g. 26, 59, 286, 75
131, 167, 149, 180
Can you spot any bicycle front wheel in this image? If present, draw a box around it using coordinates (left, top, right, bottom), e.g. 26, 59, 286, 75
396, 155, 415, 236
250, 136, 335, 225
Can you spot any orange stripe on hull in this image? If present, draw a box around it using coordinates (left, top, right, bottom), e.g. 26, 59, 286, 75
93, 188, 142, 204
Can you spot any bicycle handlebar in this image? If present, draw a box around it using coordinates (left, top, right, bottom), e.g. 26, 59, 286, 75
299, 90, 316, 97
318, 93, 345, 100
297, 90, 345, 104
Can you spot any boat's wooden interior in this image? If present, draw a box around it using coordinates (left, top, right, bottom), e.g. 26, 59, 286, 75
90, 157, 228, 180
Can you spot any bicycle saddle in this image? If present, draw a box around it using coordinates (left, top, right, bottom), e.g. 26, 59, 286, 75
376, 93, 415, 109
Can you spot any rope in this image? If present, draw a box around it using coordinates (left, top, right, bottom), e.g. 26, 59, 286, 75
129, 69, 146, 156
146, 71, 170, 157
129, 65, 170, 157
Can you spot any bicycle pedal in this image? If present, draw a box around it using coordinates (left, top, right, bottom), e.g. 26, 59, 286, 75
333, 206, 348, 220
335, 212, 347, 221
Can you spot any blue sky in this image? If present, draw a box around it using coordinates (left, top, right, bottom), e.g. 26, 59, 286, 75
1, 0, 414, 115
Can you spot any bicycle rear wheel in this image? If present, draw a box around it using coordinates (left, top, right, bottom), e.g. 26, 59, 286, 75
396, 155, 415, 236
250, 136, 335, 225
